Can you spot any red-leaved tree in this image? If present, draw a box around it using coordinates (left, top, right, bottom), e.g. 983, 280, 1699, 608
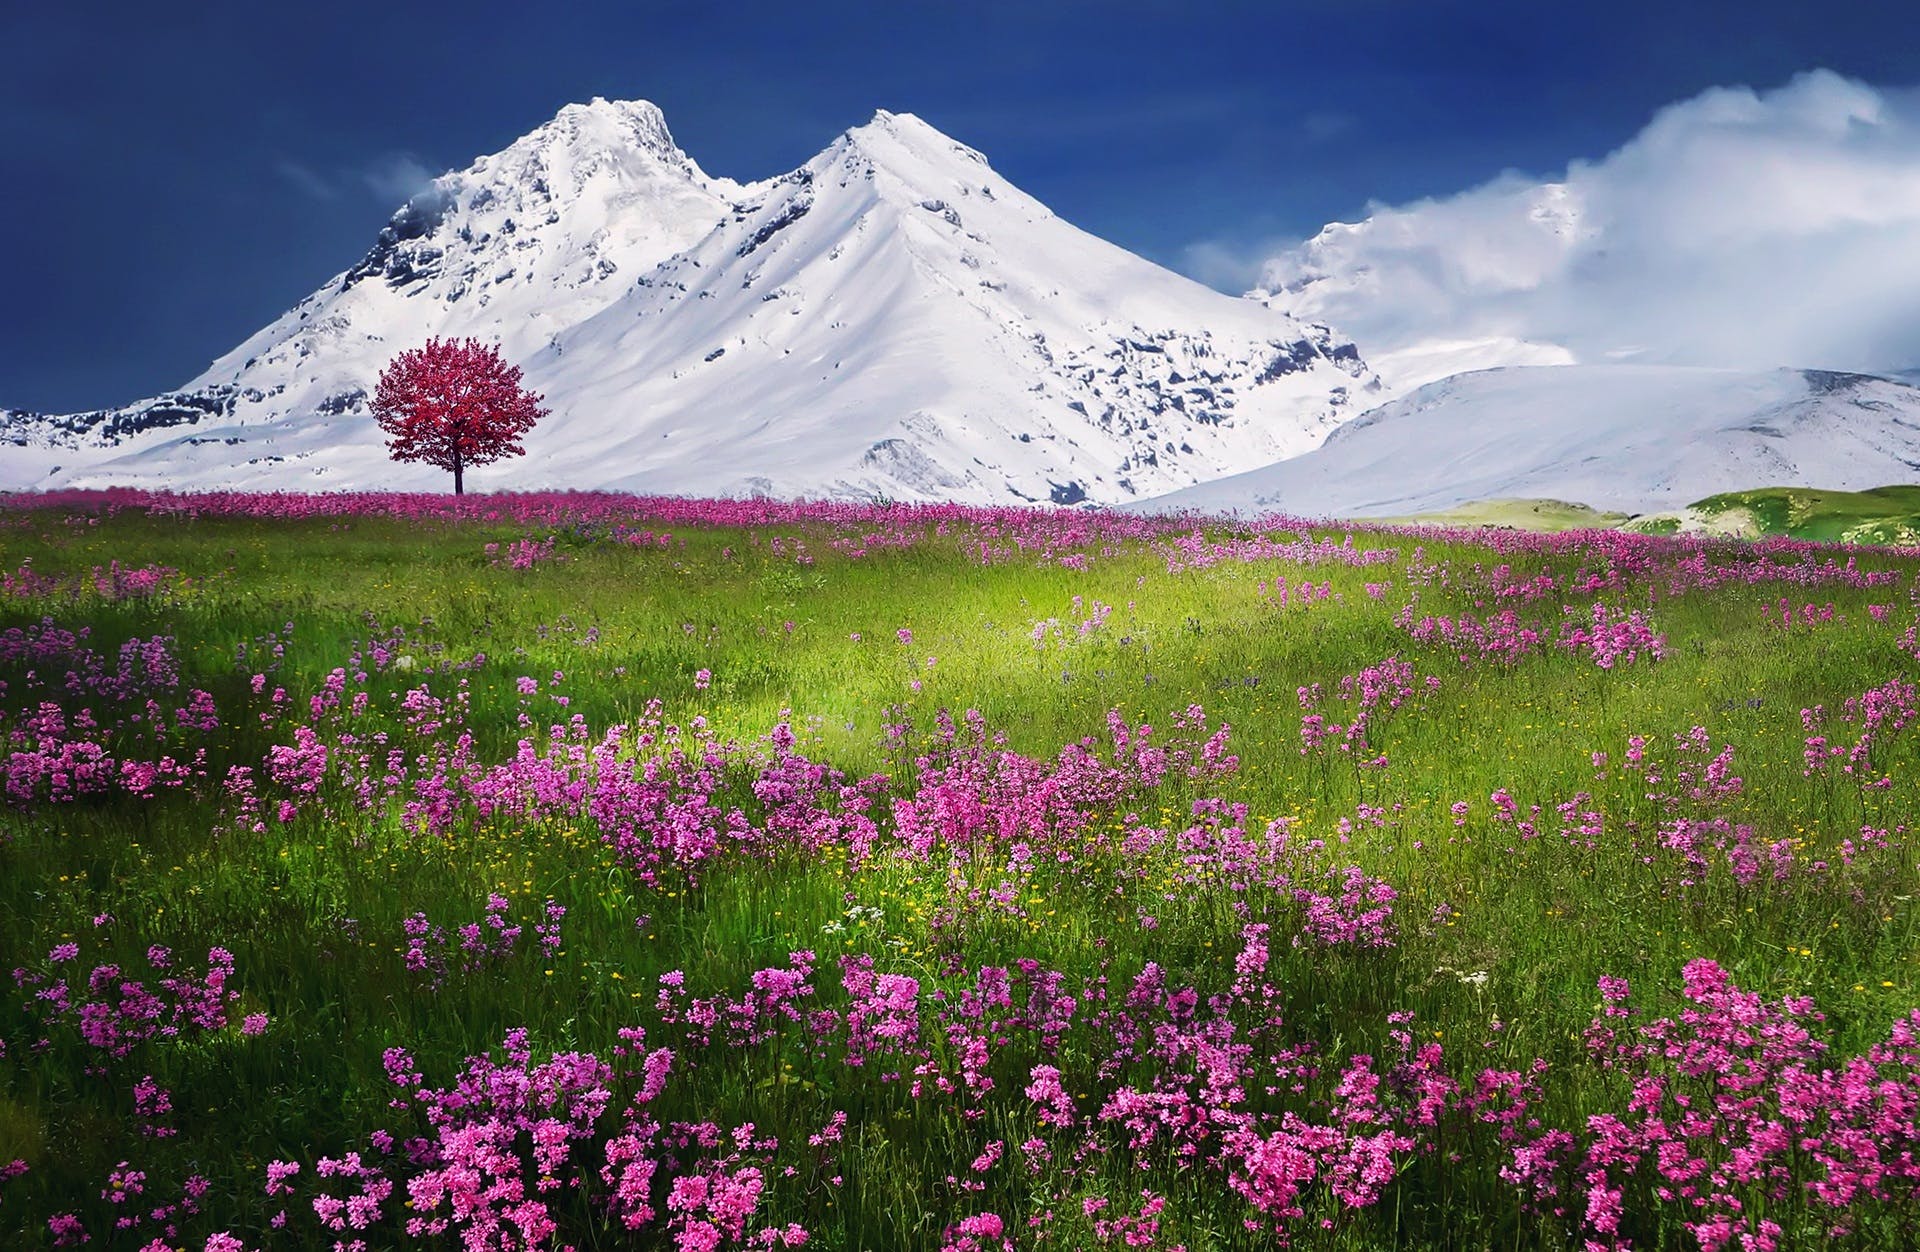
371, 338, 548, 495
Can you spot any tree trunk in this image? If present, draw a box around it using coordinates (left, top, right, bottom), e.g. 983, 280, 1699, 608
453, 455, 464, 496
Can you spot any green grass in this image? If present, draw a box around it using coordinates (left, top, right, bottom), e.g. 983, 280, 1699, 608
1360, 486, 1920, 545
1688, 485, 1920, 544
3, 502, 1919, 1249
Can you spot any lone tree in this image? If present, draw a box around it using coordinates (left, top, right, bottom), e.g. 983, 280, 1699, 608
371, 338, 547, 495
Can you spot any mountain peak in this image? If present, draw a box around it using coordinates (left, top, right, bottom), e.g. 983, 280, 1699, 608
837, 109, 992, 172
324, 94, 730, 301
520, 96, 684, 163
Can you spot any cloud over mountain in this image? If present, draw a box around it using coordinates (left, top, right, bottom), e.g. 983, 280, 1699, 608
1257, 71, 1920, 387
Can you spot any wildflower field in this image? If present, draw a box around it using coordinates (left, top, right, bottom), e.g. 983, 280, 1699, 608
4, 489, 1920, 1252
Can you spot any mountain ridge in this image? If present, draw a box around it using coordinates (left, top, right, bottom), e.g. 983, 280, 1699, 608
3, 101, 1375, 504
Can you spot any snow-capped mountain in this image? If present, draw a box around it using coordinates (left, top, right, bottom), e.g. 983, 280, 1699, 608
1138, 365, 1920, 519
512, 110, 1376, 503
3, 102, 1376, 503
3, 99, 743, 487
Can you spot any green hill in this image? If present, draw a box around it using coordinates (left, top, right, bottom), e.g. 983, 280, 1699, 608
1683, 485, 1920, 544
1369, 497, 1631, 531
1382, 486, 1920, 543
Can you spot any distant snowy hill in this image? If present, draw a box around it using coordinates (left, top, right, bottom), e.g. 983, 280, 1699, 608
2, 101, 1376, 503
1137, 365, 1920, 519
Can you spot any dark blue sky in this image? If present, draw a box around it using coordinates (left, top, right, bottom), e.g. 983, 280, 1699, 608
5, 0, 1920, 413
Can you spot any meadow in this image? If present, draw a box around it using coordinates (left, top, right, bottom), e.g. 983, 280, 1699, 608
2, 488, 1918, 1251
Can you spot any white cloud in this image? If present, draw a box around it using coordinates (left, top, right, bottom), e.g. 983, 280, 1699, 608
274, 158, 340, 200
272, 152, 437, 206
359, 153, 436, 204
1256, 70, 1920, 383
1179, 235, 1288, 293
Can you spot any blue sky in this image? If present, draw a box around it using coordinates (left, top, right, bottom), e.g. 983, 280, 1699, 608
5, 0, 1920, 412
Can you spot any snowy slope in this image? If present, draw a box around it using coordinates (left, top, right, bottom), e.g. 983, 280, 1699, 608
4, 105, 1376, 503
3, 98, 745, 492
508, 110, 1377, 503
1138, 365, 1920, 519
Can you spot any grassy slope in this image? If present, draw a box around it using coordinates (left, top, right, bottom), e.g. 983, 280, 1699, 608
2, 505, 1917, 1248
1688, 485, 1920, 545
1365, 498, 1633, 532
1384, 485, 1920, 545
